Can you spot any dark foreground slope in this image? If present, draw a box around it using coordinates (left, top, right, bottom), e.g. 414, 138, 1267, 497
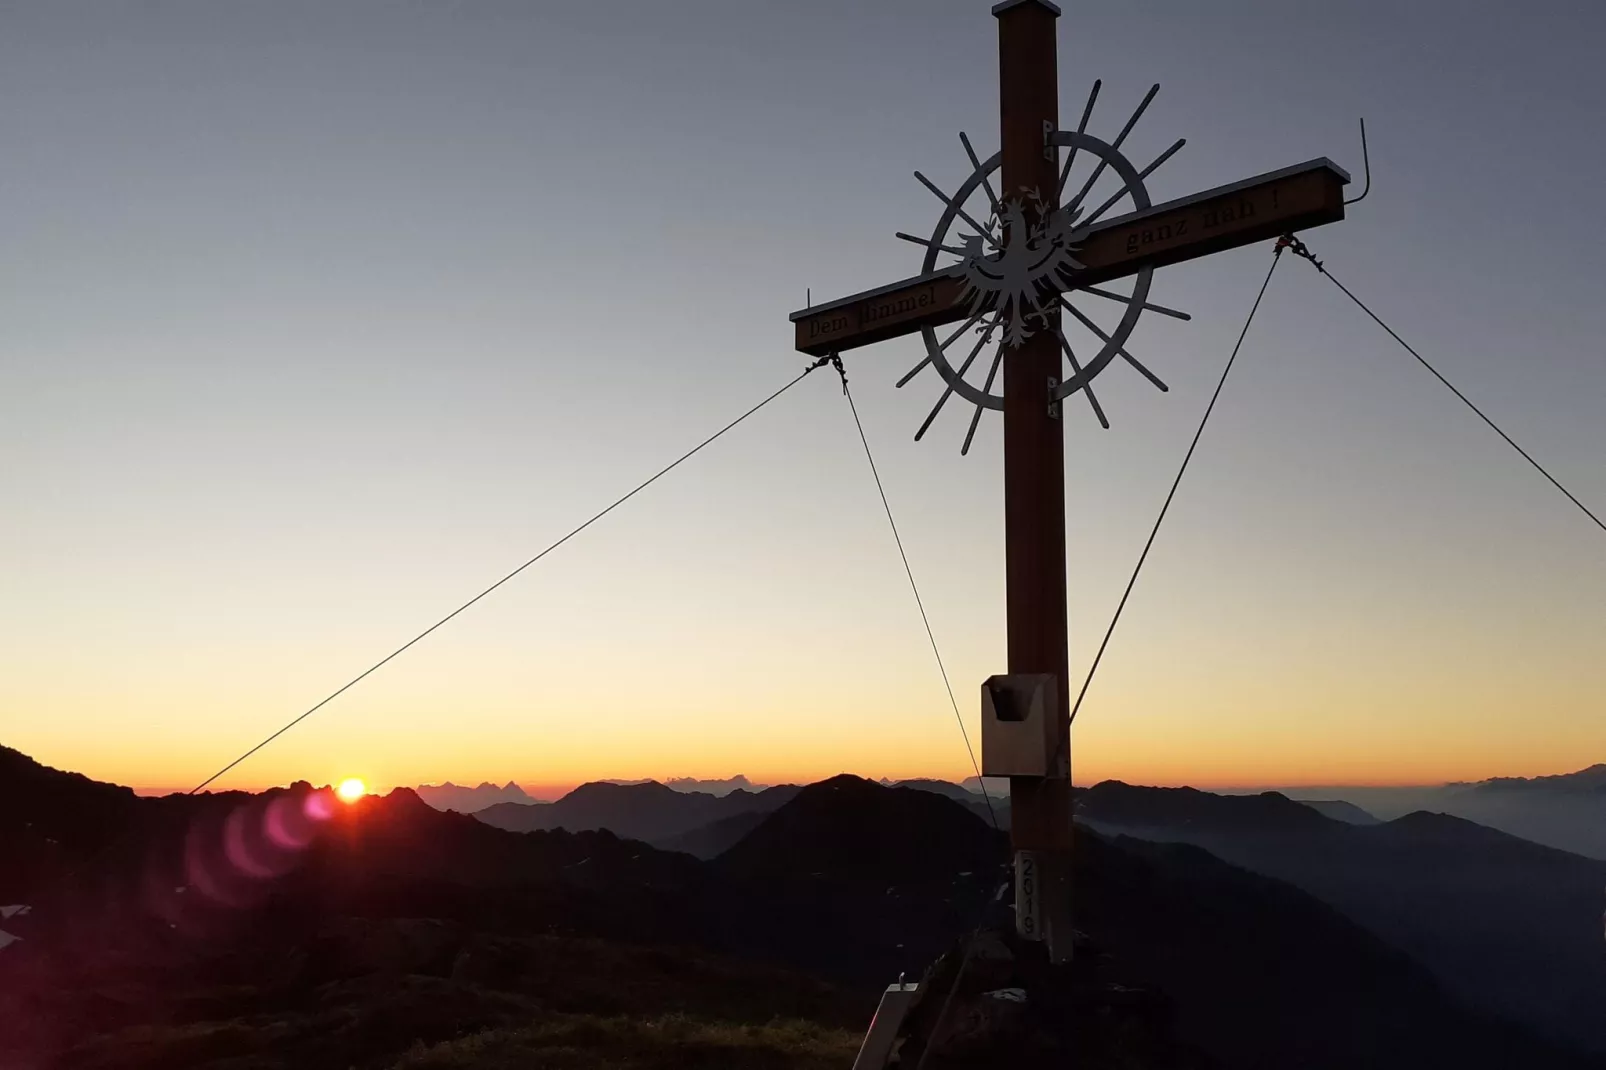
711, 775, 1006, 982
2, 749, 1598, 1070
723, 775, 1596, 1069
1072, 834, 1598, 1070
0, 748, 860, 1070
654, 808, 769, 859
1080, 780, 1606, 1056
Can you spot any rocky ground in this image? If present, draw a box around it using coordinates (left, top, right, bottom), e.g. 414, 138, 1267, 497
3, 920, 866, 1070
890, 926, 1218, 1070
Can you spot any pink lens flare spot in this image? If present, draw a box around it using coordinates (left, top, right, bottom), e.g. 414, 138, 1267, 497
304, 790, 336, 822
185, 822, 242, 908
266, 794, 314, 850
223, 806, 277, 880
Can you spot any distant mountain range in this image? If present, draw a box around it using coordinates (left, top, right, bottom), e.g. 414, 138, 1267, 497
1267, 763, 1606, 859
1454, 764, 1606, 793
5, 743, 1601, 1069
474, 781, 802, 853
1433, 766, 1606, 859
472, 777, 1002, 857
396, 765, 1606, 860
413, 780, 534, 812
1079, 781, 1606, 1057
411, 775, 781, 813
594, 774, 775, 796
663, 774, 767, 796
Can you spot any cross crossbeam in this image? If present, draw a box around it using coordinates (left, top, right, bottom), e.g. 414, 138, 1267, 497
791, 158, 1348, 357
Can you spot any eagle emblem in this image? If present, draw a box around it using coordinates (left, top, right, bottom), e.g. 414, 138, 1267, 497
955, 189, 1084, 348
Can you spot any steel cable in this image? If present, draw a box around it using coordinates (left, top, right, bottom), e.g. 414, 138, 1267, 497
189, 359, 835, 794
1069, 243, 1285, 725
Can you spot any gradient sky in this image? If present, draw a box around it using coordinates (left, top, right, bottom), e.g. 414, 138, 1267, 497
3, 1, 1604, 795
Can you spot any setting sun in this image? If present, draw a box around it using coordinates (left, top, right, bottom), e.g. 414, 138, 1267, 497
336, 778, 367, 803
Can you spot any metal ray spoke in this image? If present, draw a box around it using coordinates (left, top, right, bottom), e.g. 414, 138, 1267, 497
1057, 330, 1110, 429
1056, 79, 1101, 201
1082, 138, 1186, 227
962, 343, 1006, 455
896, 313, 986, 388
1059, 297, 1169, 392
916, 320, 1000, 440
1077, 284, 1191, 321
895, 358, 931, 389
1065, 83, 1159, 216
895, 231, 968, 257
935, 312, 986, 352
914, 170, 1000, 249
960, 131, 1000, 216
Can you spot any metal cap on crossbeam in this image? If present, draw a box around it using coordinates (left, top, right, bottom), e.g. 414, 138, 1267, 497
991, 0, 1062, 16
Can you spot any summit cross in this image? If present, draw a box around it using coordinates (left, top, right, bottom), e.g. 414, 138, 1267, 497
790, 0, 1349, 963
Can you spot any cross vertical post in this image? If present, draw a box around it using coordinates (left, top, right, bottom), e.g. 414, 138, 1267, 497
787, 0, 1351, 978
995, 0, 1074, 963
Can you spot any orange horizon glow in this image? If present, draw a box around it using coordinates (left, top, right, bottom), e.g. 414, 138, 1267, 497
112, 757, 1600, 802
20, 563, 1601, 808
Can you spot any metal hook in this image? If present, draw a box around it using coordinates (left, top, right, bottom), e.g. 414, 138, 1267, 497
1343, 118, 1370, 206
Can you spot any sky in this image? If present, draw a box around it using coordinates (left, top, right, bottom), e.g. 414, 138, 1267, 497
3, 1, 1604, 795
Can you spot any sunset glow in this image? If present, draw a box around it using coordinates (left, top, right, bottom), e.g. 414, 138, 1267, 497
2, 2, 1602, 805
336, 778, 367, 804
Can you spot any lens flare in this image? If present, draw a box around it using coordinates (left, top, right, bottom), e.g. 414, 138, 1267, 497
304, 789, 336, 821
266, 794, 315, 849
336, 778, 367, 803
223, 805, 278, 880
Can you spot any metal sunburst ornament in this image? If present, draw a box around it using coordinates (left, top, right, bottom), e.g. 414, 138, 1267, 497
893, 81, 1193, 453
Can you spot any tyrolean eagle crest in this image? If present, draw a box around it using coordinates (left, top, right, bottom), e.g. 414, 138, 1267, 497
956, 189, 1083, 348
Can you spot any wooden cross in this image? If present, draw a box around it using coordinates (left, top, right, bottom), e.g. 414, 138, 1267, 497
791, 0, 1348, 962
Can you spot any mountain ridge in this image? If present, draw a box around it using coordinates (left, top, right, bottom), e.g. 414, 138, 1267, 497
1079, 778, 1606, 1055
475, 779, 803, 846
1455, 763, 1606, 793
5, 746, 1600, 1069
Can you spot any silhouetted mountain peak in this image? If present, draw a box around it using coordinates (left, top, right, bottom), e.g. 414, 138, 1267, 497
1368, 809, 1596, 863
1390, 809, 1471, 829
719, 774, 1003, 883
816, 772, 877, 793
0, 745, 137, 804
377, 786, 432, 812
893, 777, 979, 799
560, 779, 677, 803
1080, 781, 1330, 834
1299, 799, 1381, 825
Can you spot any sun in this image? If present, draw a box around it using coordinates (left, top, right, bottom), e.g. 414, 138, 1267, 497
336, 778, 367, 803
